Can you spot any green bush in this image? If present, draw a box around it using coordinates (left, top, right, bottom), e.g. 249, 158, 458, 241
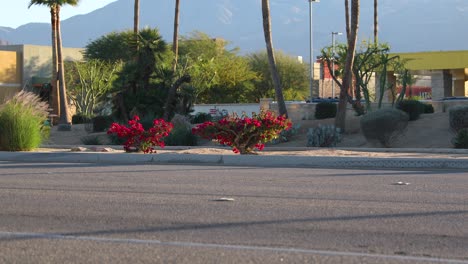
164, 126, 198, 146
0, 92, 49, 151
307, 124, 342, 147
396, 99, 424, 121
315, 102, 337, 119
423, 103, 434, 114
191, 112, 212, 124
452, 128, 468, 149
164, 114, 197, 146
360, 108, 409, 148
92, 115, 114, 132
449, 105, 468, 132
72, 113, 93, 124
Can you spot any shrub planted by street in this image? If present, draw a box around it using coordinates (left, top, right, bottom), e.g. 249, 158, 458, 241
0, 92, 49, 151
423, 103, 434, 114
107, 115, 173, 153
449, 105, 468, 132
396, 99, 424, 121
360, 108, 409, 148
192, 111, 291, 154
315, 102, 337, 119
452, 128, 468, 149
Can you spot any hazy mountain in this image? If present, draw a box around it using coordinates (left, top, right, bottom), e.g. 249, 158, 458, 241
2, 0, 467, 58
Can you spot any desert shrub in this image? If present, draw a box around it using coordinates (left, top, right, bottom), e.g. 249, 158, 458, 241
452, 128, 468, 149
72, 113, 93, 124
449, 105, 468, 132
307, 124, 342, 147
164, 126, 198, 146
270, 123, 300, 145
315, 102, 337, 119
423, 103, 434, 114
0, 91, 49, 151
92, 115, 114, 132
191, 112, 212, 124
80, 135, 102, 145
164, 114, 197, 146
396, 99, 424, 121
360, 108, 409, 148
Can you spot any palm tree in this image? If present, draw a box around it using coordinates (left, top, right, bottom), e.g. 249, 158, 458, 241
172, 0, 180, 72
345, 0, 350, 40
134, 0, 139, 50
29, 0, 77, 128
374, 0, 378, 44
261, 0, 287, 117
335, 0, 360, 131
162, 0, 182, 121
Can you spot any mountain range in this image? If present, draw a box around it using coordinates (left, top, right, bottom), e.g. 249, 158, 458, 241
1, 0, 467, 58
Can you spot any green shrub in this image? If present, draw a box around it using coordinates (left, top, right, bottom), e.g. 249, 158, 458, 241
164, 126, 198, 146
396, 99, 424, 121
80, 135, 102, 145
452, 128, 468, 149
269, 124, 300, 145
164, 114, 197, 146
92, 115, 114, 132
72, 113, 93, 124
191, 112, 212, 124
0, 92, 49, 151
307, 124, 342, 147
360, 108, 409, 148
449, 105, 468, 132
315, 102, 337, 119
423, 103, 434, 114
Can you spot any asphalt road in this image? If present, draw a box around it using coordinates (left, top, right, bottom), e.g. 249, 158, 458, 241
0, 161, 467, 264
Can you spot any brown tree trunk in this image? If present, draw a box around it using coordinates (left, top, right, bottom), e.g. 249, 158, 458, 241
134, 0, 139, 37
172, 0, 180, 72
163, 74, 191, 121
261, 0, 287, 118
56, 5, 71, 128
345, 0, 350, 40
335, 0, 360, 132
134, 0, 140, 55
374, 0, 378, 44
49, 6, 60, 121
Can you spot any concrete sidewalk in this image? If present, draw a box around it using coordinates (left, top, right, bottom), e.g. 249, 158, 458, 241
0, 145, 467, 169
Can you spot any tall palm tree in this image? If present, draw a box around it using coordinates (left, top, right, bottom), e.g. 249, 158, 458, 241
172, 0, 180, 72
335, 0, 360, 131
163, 0, 182, 121
261, 0, 287, 117
134, 0, 139, 52
374, 0, 378, 44
29, 0, 77, 128
345, 0, 350, 40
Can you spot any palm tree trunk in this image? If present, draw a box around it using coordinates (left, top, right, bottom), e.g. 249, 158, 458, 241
374, 0, 378, 44
335, 0, 360, 132
172, 0, 180, 72
345, 0, 350, 40
56, 5, 71, 129
261, 0, 287, 118
49, 6, 60, 121
134, 0, 140, 52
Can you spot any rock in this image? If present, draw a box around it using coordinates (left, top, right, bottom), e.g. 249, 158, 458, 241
89, 147, 116, 152
71, 147, 87, 152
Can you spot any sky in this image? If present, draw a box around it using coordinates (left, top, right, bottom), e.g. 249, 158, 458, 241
1, 0, 118, 29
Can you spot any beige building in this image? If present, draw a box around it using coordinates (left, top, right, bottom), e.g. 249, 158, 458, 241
0, 44, 83, 103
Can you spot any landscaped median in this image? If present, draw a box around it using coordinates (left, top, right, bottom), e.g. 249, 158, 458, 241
1, 146, 468, 169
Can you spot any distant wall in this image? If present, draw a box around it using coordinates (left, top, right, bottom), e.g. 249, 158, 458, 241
0, 50, 21, 102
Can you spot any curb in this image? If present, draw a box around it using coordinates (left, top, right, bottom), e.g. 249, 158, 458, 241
1, 151, 468, 169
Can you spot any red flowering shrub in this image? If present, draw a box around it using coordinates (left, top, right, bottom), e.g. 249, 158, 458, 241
107, 116, 173, 153
192, 111, 292, 154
